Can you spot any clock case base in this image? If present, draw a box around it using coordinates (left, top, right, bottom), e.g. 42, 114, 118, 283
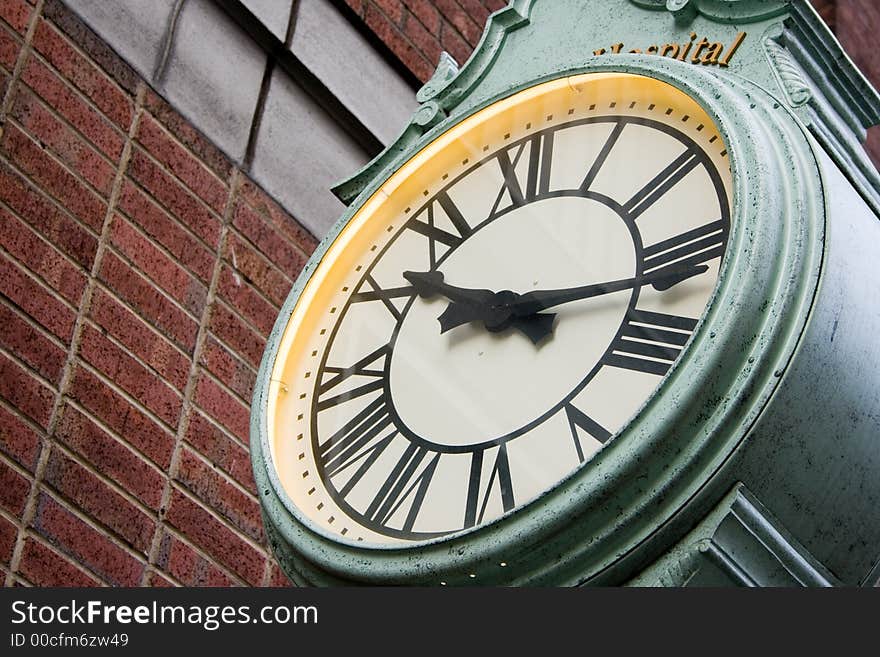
628, 483, 840, 587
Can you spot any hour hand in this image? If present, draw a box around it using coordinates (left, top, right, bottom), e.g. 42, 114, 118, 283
403, 270, 446, 298
403, 270, 496, 307
438, 302, 557, 344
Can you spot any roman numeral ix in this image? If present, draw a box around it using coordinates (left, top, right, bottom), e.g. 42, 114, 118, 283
317, 345, 388, 412
350, 275, 414, 321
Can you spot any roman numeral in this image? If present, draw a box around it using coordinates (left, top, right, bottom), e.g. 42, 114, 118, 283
603, 309, 698, 376
363, 444, 441, 531
406, 191, 472, 267
318, 395, 394, 484
489, 132, 554, 218
579, 119, 626, 192
642, 219, 727, 277
565, 404, 612, 463
464, 445, 515, 528
317, 345, 388, 411
623, 149, 701, 220
350, 275, 413, 320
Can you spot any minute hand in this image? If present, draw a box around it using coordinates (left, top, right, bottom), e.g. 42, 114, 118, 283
507, 265, 708, 317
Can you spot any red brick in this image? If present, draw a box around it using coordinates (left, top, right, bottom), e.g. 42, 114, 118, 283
68, 366, 175, 469
185, 411, 256, 494
136, 114, 228, 215
199, 335, 256, 404
0, 351, 55, 428
10, 86, 116, 196
20, 57, 125, 161
374, 0, 404, 24
456, 0, 490, 26
439, 21, 472, 68
0, 457, 31, 516
143, 90, 232, 181
232, 201, 308, 281
164, 489, 264, 585
32, 493, 144, 586
42, 447, 157, 553
268, 562, 293, 587
118, 181, 215, 283
78, 324, 182, 428
55, 405, 165, 511
147, 570, 175, 586
208, 304, 265, 370
403, 0, 441, 33
0, 0, 31, 34
128, 149, 221, 248
109, 216, 207, 318
89, 288, 190, 392
18, 537, 100, 586
154, 530, 235, 587
217, 266, 277, 337
0, 21, 21, 69
176, 447, 263, 542
238, 180, 317, 254
41, 0, 139, 95
435, 0, 482, 47
1, 122, 107, 231
0, 252, 77, 341
99, 251, 199, 353
32, 19, 134, 129
0, 514, 16, 566
0, 205, 88, 305
483, 0, 507, 11
0, 404, 42, 471
0, 303, 66, 384
194, 374, 250, 444
0, 68, 8, 102
403, 12, 443, 66
226, 232, 292, 307
0, 161, 98, 269
364, 2, 434, 82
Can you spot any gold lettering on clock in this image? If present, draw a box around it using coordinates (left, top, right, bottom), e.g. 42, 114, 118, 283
594, 31, 746, 68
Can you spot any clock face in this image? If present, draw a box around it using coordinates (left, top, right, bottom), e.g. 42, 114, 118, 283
266, 73, 732, 545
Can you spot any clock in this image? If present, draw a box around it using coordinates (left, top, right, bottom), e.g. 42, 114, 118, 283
253, 56, 824, 584
253, 1, 880, 588
261, 72, 731, 546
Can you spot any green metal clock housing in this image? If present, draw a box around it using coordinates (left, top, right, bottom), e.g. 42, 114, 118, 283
251, 0, 880, 586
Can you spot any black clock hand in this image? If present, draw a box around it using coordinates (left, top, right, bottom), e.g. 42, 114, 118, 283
402, 270, 557, 343
438, 264, 707, 343
403, 270, 496, 307
504, 264, 708, 317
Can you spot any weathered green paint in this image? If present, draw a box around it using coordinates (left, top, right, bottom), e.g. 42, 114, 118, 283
252, 0, 880, 586
628, 483, 841, 587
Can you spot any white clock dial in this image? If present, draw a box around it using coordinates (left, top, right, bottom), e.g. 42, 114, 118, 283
267, 74, 732, 545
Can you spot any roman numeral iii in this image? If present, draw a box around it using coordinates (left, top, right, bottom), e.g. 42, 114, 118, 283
604, 309, 698, 376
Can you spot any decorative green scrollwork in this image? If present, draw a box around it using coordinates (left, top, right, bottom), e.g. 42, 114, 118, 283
629, 0, 788, 23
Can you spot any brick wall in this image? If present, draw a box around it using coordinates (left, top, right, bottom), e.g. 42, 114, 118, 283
0, 0, 877, 588
0, 0, 316, 587
340, 0, 507, 82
